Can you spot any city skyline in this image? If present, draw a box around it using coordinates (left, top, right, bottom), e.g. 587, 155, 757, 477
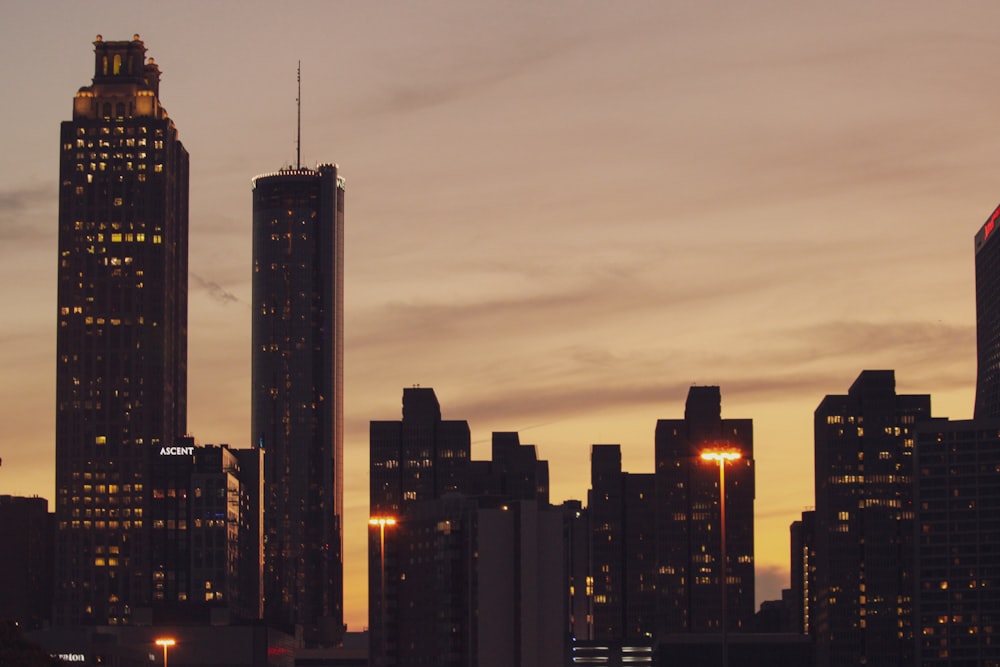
1, 3, 997, 630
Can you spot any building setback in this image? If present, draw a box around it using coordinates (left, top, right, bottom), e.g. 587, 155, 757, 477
54, 35, 188, 626
252, 164, 345, 645
913, 418, 1000, 665
812, 370, 930, 667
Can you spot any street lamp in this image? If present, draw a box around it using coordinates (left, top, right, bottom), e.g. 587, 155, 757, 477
369, 516, 397, 666
154, 638, 176, 667
700, 449, 741, 667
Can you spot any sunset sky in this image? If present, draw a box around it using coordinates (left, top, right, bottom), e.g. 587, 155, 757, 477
1, 2, 997, 630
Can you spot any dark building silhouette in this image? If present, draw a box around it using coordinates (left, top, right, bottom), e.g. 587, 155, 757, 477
147, 438, 262, 623
654, 386, 756, 636
975, 204, 1000, 419
368, 388, 567, 666
588, 444, 656, 641
812, 370, 930, 667
562, 499, 593, 642
252, 164, 345, 645
54, 35, 188, 626
0, 496, 53, 630
789, 510, 816, 636
913, 418, 1000, 665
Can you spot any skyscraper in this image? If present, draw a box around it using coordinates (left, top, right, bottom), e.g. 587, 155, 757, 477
54, 35, 188, 626
588, 444, 656, 641
812, 370, 930, 667
252, 163, 345, 645
975, 203, 1000, 419
654, 386, 756, 637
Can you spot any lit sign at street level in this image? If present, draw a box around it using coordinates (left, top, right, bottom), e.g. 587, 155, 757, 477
55, 654, 86, 663
159, 446, 194, 456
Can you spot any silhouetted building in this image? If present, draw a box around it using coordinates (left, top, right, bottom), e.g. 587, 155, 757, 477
812, 370, 930, 667
0, 496, 53, 630
561, 500, 593, 642
654, 386, 756, 636
588, 445, 656, 641
975, 204, 1000, 419
252, 163, 345, 645
913, 418, 1000, 665
147, 438, 262, 623
392, 496, 565, 667
789, 510, 815, 636
368, 388, 567, 666
54, 35, 188, 626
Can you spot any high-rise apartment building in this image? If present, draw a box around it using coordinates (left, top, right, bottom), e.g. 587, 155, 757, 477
812, 370, 930, 667
369, 387, 471, 664
975, 204, 1000, 419
252, 164, 345, 645
913, 418, 1000, 665
654, 386, 756, 637
588, 444, 656, 641
789, 510, 816, 636
54, 35, 188, 626
369, 388, 568, 666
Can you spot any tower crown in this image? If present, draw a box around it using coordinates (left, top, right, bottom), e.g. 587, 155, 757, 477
75, 34, 165, 120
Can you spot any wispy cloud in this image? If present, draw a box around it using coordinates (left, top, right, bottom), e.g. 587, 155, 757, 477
190, 272, 243, 306
0, 183, 55, 240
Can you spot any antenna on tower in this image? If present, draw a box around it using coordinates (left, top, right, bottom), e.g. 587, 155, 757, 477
296, 61, 302, 169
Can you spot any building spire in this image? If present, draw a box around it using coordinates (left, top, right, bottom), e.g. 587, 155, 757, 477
296, 61, 301, 169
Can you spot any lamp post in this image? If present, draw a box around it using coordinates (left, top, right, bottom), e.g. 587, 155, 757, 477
369, 516, 396, 666
154, 638, 176, 667
700, 449, 741, 667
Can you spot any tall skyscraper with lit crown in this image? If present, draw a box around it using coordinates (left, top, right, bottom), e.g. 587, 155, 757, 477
54, 35, 189, 626
252, 163, 345, 645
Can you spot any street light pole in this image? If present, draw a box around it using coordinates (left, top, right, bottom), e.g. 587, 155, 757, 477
369, 517, 396, 666
154, 638, 175, 667
701, 449, 741, 667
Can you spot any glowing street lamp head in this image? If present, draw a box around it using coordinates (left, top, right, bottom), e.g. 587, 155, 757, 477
155, 638, 176, 648
700, 449, 742, 463
369, 517, 397, 527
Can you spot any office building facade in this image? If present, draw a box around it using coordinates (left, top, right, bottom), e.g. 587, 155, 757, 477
812, 370, 930, 667
654, 386, 756, 636
913, 418, 1000, 665
252, 164, 345, 645
54, 35, 188, 625
148, 439, 262, 623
